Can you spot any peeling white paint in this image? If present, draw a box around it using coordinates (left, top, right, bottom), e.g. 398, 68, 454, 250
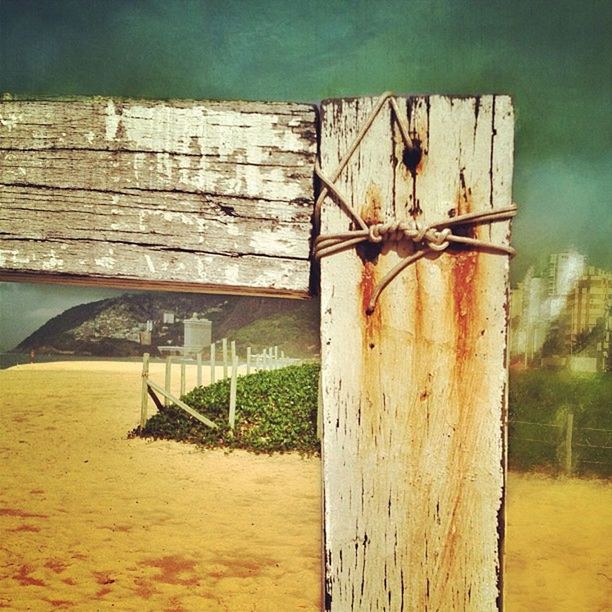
94, 256, 115, 270
104, 100, 120, 141
156, 152, 173, 179
0, 113, 20, 132
41, 251, 64, 271
84, 131, 95, 144
144, 254, 156, 273
121, 105, 205, 153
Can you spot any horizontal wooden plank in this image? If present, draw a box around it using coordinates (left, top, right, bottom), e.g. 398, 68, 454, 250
0, 237, 310, 297
0, 186, 310, 259
0, 97, 317, 296
0, 98, 316, 157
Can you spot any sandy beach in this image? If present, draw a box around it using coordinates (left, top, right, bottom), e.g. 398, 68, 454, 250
1, 361, 610, 611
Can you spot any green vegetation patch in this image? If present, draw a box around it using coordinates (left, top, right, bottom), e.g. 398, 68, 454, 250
509, 370, 611, 476
132, 362, 320, 454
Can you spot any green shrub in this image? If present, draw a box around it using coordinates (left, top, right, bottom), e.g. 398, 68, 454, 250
131, 362, 320, 455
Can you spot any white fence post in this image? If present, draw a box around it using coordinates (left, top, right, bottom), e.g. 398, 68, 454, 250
164, 355, 172, 407
222, 338, 228, 379
210, 343, 216, 384
229, 352, 238, 428
141, 352, 150, 428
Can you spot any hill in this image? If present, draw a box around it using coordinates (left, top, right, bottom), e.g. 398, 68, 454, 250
14, 293, 320, 358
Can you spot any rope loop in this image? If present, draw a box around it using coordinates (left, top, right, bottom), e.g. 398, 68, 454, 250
314, 92, 517, 314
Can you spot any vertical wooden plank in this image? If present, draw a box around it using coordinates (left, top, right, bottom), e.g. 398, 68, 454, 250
180, 362, 186, 396
164, 356, 173, 407
246, 346, 252, 375
210, 343, 216, 384
222, 338, 228, 380
140, 353, 150, 428
229, 353, 238, 428
197, 352, 202, 387
319, 95, 514, 611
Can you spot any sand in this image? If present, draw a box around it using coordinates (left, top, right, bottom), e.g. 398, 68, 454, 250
1, 361, 610, 611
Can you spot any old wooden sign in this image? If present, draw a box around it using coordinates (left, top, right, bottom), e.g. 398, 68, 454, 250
0, 93, 514, 611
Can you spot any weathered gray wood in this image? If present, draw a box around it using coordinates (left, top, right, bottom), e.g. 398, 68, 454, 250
319, 96, 514, 611
147, 379, 217, 429
0, 97, 316, 297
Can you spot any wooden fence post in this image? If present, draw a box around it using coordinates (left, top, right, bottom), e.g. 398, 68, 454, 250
222, 338, 228, 379
180, 361, 186, 397
565, 411, 574, 475
319, 95, 514, 610
196, 352, 202, 387
210, 343, 216, 384
246, 346, 251, 375
229, 352, 238, 428
164, 355, 172, 407
140, 353, 149, 428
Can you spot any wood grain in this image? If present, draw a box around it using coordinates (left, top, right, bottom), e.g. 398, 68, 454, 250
0, 97, 316, 297
319, 95, 514, 611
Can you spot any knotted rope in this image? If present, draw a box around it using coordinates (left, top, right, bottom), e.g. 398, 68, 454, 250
314, 92, 517, 314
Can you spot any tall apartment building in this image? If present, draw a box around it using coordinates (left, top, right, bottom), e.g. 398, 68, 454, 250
562, 266, 610, 352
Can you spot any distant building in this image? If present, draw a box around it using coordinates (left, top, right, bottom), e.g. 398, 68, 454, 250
560, 266, 610, 364
183, 313, 212, 352
162, 311, 175, 324
158, 313, 212, 357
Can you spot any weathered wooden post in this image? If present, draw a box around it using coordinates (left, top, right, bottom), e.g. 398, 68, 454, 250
229, 352, 238, 428
0, 93, 514, 611
222, 338, 228, 379
318, 95, 514, 610
210, 343, 216, 385
246, 346, 252, 375
164, 355, 173, 407
196, 352, 202, 386
180, 360, 186, 396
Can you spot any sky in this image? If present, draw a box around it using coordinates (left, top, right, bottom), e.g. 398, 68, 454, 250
0, 0, 610, 350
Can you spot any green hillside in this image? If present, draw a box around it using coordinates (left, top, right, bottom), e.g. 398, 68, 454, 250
14, 293, 320, 358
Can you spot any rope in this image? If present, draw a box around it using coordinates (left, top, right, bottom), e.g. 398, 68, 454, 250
314, 92, 517, 314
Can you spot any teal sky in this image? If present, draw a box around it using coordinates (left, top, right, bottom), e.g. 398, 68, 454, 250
0, 0, 610, 349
